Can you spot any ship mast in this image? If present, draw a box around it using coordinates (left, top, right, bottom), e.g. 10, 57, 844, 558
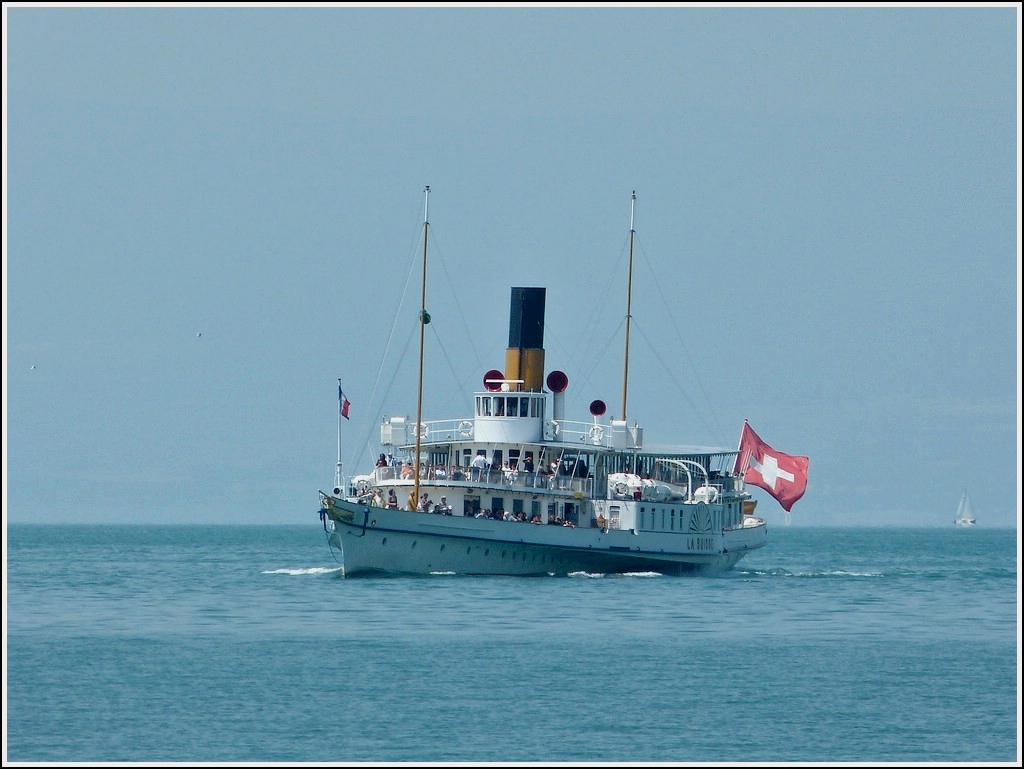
413, 185, 430, 509
621, 191, 636, 421
334, 377, 343, 494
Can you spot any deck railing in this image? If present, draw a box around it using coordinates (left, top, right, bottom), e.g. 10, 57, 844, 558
369, 464, 593, 497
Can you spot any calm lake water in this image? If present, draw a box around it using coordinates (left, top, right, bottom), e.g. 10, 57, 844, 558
5, 523, 1019, 763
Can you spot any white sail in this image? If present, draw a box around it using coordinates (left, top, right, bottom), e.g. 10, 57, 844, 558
954, 489, 976, 526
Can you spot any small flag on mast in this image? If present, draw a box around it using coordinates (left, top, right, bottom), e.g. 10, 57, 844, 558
339, 385, 351, 420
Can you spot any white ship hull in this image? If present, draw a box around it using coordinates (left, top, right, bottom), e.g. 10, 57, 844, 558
322, 496, 767, 576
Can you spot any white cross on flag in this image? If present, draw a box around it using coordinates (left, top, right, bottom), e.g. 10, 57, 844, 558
734, 421, 809, 512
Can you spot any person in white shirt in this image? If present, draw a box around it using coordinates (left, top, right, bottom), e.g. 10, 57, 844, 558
470, 451, 489, 480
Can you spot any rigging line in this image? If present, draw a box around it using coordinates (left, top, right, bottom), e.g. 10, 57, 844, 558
363, 195, 430, 395
573, 314, 627, 400
357, 207, 425, 422
344, 218, 423, 476
425, 228, 492, 378
633, 234, 728, 445
627, 318, 720, 443
343, 200, 482, 476
575, 230, 632, 375
420, 222, 509, 405
535, 232, 629, 412
347, 316, 419, 476
426, 323, 477, 414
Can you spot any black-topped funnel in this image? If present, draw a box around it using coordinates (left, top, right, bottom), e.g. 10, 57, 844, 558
505, 287, 546, 392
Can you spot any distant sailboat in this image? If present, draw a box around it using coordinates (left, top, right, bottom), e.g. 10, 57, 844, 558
954, 489, 976, 527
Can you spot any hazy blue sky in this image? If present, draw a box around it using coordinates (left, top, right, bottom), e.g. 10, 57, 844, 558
5, 5, 1020, 528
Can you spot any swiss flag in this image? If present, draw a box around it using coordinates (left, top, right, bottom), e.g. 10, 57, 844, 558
734, 421, 809, 512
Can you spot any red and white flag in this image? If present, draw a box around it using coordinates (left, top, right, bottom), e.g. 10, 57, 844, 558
734, 421, 808, 512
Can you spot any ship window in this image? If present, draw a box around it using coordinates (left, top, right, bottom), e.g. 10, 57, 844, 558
495, 398, 505, 416
519, 397, 529, 417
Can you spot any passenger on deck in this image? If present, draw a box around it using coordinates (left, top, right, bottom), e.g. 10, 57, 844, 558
407, 491, 418, 511
401, 462, 415, 479
387, 489, 399, 509
418, 493, 431, 512
375, 453, 388, 468
471, 451, 489, 480
523, 455, 535, 480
